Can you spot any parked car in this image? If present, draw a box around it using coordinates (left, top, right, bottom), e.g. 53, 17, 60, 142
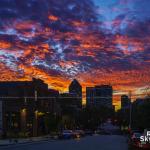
129, 132, 150, 149
59, 130, 73, 139
72, 130, 81, 139
73, 130, 85, 138
129, 129, 142, 136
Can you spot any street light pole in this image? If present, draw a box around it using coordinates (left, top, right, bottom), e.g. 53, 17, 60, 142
33, 90, 38, 137
129, 91, 132, 130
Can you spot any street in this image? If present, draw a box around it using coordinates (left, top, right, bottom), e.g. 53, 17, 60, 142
0, 135, 128, 150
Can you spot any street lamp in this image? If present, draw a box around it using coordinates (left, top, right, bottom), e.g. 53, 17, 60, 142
21, 108, 27, 133
33, 110, 38, 137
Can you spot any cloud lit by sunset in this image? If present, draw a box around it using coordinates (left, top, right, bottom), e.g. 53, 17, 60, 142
0, 0, 150, 109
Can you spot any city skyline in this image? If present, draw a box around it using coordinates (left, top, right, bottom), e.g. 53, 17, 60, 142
0, 78, 141, 110
0, 0, 150, 109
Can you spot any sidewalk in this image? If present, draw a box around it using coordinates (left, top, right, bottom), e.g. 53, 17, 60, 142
0, 135, 55, 147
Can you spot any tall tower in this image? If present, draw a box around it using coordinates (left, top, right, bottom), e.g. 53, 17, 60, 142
69, 79, 82, 108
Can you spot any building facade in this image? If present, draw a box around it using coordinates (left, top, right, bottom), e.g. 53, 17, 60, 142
69, 79, 82, 108
121, 95, 131, 109
86, 87, 95, 107
86, 85, 113, 108
58, 93, 79, 114
0, 78, 59, 137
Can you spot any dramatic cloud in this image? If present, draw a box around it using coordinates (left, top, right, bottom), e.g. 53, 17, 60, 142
0, 0, 150, 107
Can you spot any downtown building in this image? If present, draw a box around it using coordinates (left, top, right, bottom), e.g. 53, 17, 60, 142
86, 85, 113, 108
58, 79, 82, 114
58, 92, 80, 116
68, 79, 82, 108
121, 95, 131, 110
57, 79, 82, 129
120, 95, 131, 127
0, 78, 59, 137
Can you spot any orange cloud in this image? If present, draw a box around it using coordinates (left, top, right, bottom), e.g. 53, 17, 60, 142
0, 41, 11, 49
48, 15, 59, 21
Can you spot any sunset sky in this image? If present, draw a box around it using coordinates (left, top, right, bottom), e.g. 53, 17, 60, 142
0, 0, 150, 108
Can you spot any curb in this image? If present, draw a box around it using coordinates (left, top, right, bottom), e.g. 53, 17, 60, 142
0, 138, 54, 147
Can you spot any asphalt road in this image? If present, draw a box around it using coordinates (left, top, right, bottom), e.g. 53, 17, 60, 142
1, 135, 128, 150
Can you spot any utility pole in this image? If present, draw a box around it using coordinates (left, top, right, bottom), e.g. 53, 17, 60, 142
129, 91, 132, 130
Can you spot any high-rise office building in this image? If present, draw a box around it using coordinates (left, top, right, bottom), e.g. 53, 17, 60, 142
86, 85, 113, 108
69, 79, 82, 108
